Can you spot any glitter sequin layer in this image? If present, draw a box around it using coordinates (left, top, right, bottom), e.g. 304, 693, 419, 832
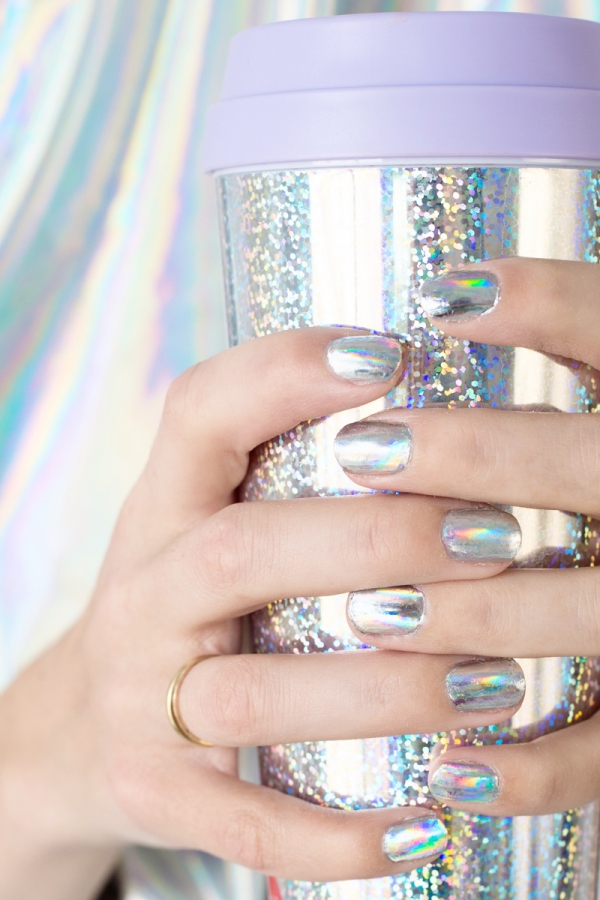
218, 166, 600, 900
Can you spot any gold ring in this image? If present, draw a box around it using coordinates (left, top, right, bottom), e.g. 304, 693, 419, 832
166, 654, 217, 747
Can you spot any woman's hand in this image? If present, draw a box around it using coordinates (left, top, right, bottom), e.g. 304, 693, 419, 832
0, 326, 524, 900
337, 257, 600, 817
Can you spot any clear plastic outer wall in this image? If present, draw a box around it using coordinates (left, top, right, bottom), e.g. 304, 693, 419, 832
217, 166, 600, 900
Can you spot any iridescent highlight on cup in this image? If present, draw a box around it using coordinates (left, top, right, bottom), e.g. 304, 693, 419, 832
218, 166, 600, 900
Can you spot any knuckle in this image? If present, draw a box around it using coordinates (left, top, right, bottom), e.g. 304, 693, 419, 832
201, 656, 267, 743
106, 749, 157, 832
527, 745, 562, 812
470, 581, 510, 649
573, 420, 600, 512
353, 504, 398, 571
354, 664, 401, 717
219, 808, 278, 872
196, 506, 253, 595
534, 765, 561, 813
456, 417, 504, 483
162, 366, 204, 435
573, 575, 600, 643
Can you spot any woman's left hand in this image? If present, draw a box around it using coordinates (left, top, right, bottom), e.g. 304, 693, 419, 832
336, 256, 600, 816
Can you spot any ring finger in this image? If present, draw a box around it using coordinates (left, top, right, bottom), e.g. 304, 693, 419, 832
176, 650, 525, 747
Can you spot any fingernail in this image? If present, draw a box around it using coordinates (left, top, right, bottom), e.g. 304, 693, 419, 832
334, 422, 412, 474
419, 270, 499, 321
430, 762, 499, 804
326, 334, 403, 383
347, 587, 424, 636
442, 508, 521, 562
382, 814, 448, 862
446, 658, 525, 712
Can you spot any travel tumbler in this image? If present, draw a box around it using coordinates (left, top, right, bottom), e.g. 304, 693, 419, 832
204, 12, 600, 899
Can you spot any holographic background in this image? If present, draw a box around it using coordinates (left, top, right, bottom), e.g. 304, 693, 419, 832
1, 2, 600, 900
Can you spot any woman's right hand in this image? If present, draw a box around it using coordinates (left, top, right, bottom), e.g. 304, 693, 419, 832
0, 327, 523, 900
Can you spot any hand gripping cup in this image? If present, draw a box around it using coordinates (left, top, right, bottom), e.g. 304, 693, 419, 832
204, 12, 600, 899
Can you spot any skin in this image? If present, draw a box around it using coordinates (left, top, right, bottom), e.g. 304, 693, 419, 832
0, 256, 599, 897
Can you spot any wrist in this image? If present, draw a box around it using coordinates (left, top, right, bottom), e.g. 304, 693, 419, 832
0, 627, 123, 899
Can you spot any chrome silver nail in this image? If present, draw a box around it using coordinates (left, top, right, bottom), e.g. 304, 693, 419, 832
326, 334, 402, 383
419, 270, 499, 321
430, 762, 499, 804
334, 422, 412, 474
348, 587, 424, 636
442, 508, 521, 562
382, 814, 448, 863
446, 658, 525, 712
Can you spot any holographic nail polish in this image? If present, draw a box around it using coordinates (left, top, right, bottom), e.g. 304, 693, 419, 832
419, 271, 499, 321
430, 762, 500, 804
446, 658, 525, 711
442, 508, 521, 562
333, 422, 412, 474
326, 334, 403, 383
383, 815, 448, 863
347, 587, 424, 636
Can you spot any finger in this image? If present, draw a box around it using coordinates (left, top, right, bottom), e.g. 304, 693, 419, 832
141, 327, 405, 525
126, 764, 448, 881
177, 651, 525, 746
333, 407, 600, 517
346, 568, 600, 658
150, 495, 521, 624
427, 710, 600, 816
418, 257, 600, 370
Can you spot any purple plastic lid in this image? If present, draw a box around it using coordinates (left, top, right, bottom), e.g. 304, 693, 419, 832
202, 11, 600, 172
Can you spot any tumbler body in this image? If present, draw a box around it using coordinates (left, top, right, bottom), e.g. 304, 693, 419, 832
217, 163, 600, 899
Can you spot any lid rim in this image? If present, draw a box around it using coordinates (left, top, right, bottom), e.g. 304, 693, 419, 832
203, 84, 600, 173
213, 159, 600, 177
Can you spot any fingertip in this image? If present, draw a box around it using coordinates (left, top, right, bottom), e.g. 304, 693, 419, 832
346, 586, 425, 643
324, 328, 407, 389
428, 756, 502, 809
419, 267, 500, 326
382, 812, 448, 866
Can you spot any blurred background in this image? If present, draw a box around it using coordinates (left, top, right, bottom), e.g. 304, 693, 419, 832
0, 1, 597, 898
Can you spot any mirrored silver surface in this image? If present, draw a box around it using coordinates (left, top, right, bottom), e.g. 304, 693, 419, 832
219, 165, 600, 900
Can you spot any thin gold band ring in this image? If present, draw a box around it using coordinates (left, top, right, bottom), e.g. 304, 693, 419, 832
166, 654, 217, 747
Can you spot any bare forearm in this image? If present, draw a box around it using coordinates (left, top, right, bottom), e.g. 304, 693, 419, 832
0, 843, 118, 900
0, 631, 120, 900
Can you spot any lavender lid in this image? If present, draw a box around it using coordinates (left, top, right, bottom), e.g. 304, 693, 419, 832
202, 11, 600, 172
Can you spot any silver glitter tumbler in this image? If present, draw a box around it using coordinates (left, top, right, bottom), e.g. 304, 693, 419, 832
203, 12, 600, 900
